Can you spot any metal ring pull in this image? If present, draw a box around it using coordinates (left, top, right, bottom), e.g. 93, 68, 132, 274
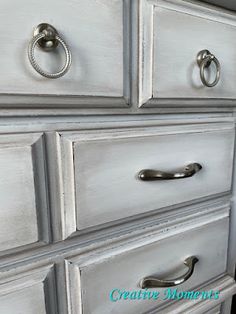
140, 256, 199, 288
197, 49, 220, 87
28, 23, 72, 79
138, 163, 202, 181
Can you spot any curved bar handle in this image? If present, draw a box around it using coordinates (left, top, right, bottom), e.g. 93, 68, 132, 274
138, 163, 202, 181
140, 256, 199, 289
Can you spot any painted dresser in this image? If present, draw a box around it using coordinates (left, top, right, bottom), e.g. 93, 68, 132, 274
0, 0, 236, 313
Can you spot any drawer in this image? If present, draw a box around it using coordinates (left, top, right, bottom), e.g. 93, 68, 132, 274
204, 305, 221, 314
202, 1, 236, 11
0, 264, 57, 314
66, 215, 230, 314
156, 272, 236, 314
0, 0, 129, 107
0, 133, 49, 253
162, 303, 222, 314
59, 122, 234, 233
139, 0, 236, 107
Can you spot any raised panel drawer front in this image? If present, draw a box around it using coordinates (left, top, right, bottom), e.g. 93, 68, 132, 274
160, 301, 223, 314
0, 133, 49, 253
203, 305, 221, 314
139, 0, 236, 107
59, 122, 234, 233
0, 0, 129, 107
66, 215, 230, 314
0, 264, 57, 314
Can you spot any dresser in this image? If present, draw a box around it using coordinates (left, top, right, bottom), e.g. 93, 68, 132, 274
0, 0, 236, 313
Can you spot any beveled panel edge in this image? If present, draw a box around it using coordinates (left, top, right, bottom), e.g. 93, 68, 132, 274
0, 263, 59, 314
0, 95, 130, 108
153, 274, 236, 314
0, 197, 230, 272
55, 122, 234, 240
0, 0, 131, 110
31, 133, 51, 243
64, 208, 231, 314
142, 98, 236, 108
151, 0, 236, 26
138, 0, 236, 108
0, 132, 50, 257
65, 200, 230, 266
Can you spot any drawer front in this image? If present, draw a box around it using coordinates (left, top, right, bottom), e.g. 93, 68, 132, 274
60, 123, 234, 231
0, 133, 49, 252
164, 304, 222, 314
160, 302, 222, 314
66, 217, 229, 314
205, 305, 221, 314
202, 0, 236, 11
0, 0, 129, 106
140, 0, 236, 106
0, 265, 57, 314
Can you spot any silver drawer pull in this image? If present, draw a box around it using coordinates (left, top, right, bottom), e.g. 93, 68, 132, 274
28, 23, 72, 79
197, 49, 220, 87
138, 163, 202, 181
140, 256, 198, 288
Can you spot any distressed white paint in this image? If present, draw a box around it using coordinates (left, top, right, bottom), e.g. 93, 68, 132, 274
203, 305, 221, 314
0, 133, 49, 252
0, 0, 129, 105
139, 0, 236, 106
0, 0, 234, 313
60, 122, 234, 231
66, 216, 230, 314
0, 265, 57, 314
155, 275, 236, 314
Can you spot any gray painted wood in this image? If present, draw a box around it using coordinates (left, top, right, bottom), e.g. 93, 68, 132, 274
0, 0, 234, 313
139, 0, 236, 107
0, 190, 231, 314
0, 265, 57, 314
202, 0, 236, 11
155, 274, 236, 314
66, 216, 230, 314
0, 0, 130, 106
59, 122, 234, 232
0, 133, 49, 253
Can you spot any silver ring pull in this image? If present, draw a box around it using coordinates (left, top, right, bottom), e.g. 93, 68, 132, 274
28, 23, 72, 79
197, 49, 220, 87
140, 256, 198, 288
138, 163, 202, 181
